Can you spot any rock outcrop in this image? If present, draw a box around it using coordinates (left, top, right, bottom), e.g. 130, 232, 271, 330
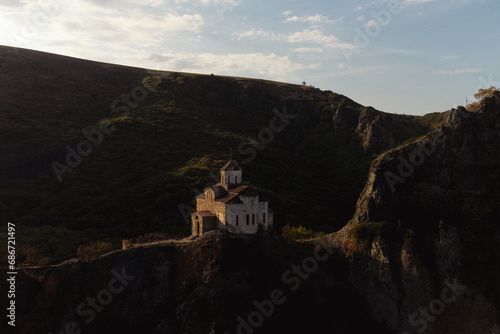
335, 92, 500, 333
3, 231, 391, 334
332, 103, 431, 153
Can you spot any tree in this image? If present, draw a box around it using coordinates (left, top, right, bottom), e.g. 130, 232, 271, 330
466, 86, 497, 111
302, 81, 307, 86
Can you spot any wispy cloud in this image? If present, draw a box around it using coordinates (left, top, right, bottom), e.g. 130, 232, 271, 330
402, 0, 435, 5
50, 9, 204, 47
232, 28, 271, 40
292, 48, 324, 53
442, 54, 459, 61
144, 52, 312, 79
0, 0, 26, 7
437, 68, 482, 75
284, 14, 342, 24
287, 29, 355, 49
233, 28, 356, 50
315, 65, 386, 77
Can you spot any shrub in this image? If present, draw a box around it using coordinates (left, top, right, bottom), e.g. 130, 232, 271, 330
466, 86, 497, 111
282, 223, 315, 240
76, 241, 113, 261
18, 246, 51, 267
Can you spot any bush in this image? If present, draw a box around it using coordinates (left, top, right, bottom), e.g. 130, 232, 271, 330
466, 86, 497, 111
18, 246, 51, 267
76, 241, 113, 261
282, 223, 315, 240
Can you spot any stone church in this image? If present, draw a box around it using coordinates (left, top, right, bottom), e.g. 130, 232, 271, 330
191, 160, 273, 236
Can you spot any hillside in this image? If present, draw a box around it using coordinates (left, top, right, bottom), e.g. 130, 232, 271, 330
0, 46, 439, 262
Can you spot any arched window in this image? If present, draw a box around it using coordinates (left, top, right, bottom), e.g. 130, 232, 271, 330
236, 215, 239, 226
252, 214, 255, 225
263, 213, 266, 224
246, 214, 249, 225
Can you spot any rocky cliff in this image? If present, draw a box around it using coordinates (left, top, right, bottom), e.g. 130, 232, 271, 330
332, 92, 500, 333
3, 231, 391, 334
331, 101, 432, 153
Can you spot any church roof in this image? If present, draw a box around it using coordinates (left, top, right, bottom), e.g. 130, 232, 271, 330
197, 184, 260, 204
210, 185, 226, 193
220, 160, 241, 171
229, 185, 259, 197
215, 193, 243, 204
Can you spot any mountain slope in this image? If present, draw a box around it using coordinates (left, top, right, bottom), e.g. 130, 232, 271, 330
0, 46, 439, 262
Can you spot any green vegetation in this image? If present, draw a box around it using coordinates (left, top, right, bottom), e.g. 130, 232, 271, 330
76, 241, 114, 261
466, 86, 497, 111
281, 224, 315, 240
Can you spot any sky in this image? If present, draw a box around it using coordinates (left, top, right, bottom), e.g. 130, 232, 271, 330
1, 0, 499, 115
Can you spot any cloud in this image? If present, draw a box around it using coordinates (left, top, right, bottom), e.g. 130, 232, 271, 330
442, 54, 459, 61
292, 48, 324, 53
196, 0, 242, 4
48, 8, 204, 48
82, 0, 170, 7
437, 68, 482, 75
284, 14, 342, 24
365, 20, 378, 27
232, 28, 356, 50
402, 0, 435, 4
287, 29, 356, 49
81, 0, 237, 6
314, 65, 386, 77
40, 44, 311, 80
144, 52, 310, 79
0, 0, 26, 7
232, 28, 271, 40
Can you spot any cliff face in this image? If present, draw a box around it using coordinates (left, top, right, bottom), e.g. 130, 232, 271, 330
332, 103, 431, 153
4, 232, 391, 334
351, 95, 500, 225
337, 92, 500, 333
